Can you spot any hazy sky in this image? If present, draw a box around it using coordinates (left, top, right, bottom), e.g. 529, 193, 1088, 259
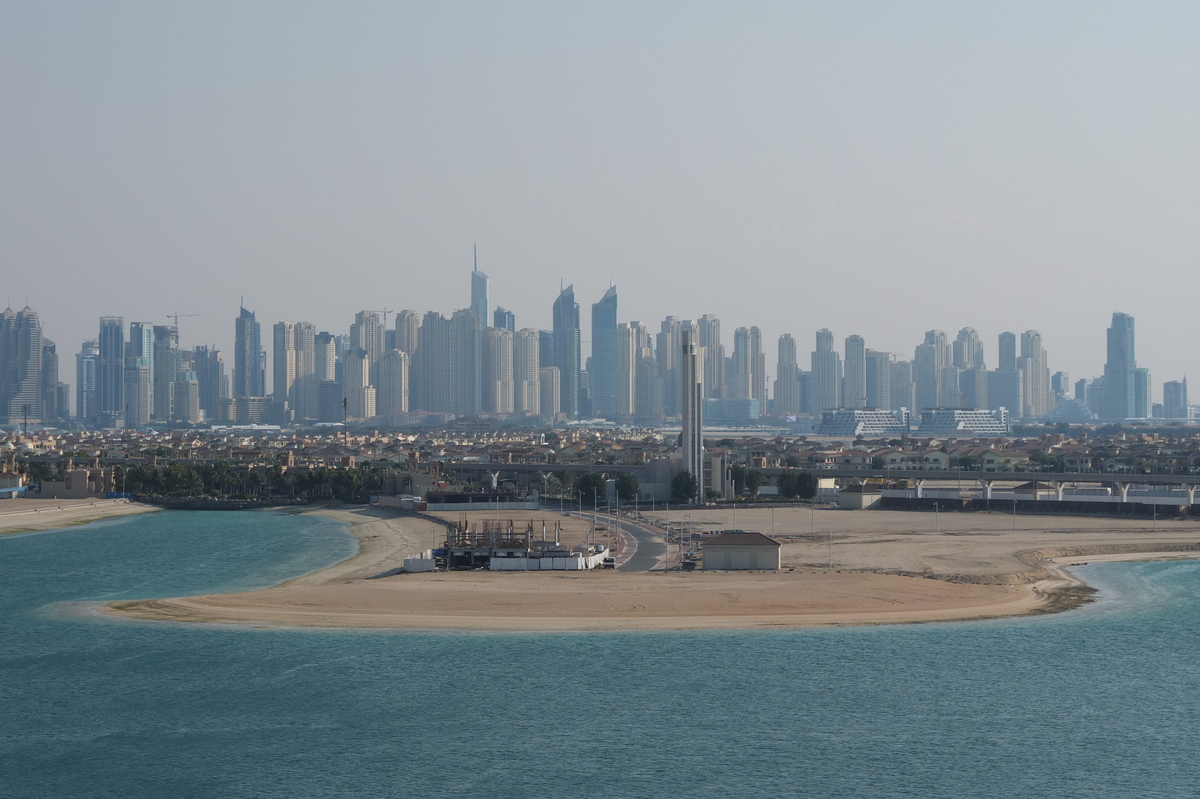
4, 2, 1197, 400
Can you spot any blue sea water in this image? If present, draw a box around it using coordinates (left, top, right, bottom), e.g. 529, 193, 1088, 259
2, 511, 1199, 799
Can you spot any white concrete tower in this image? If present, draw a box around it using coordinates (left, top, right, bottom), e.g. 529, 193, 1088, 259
681, 330, 704, 504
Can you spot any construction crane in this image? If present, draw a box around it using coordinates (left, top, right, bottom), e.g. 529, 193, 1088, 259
167, 312, 200, 328
363, 308, 392, 327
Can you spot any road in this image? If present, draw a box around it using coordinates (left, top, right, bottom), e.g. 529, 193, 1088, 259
612, 515, 669, 572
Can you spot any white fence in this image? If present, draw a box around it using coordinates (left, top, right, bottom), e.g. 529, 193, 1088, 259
488, 549, 609, 571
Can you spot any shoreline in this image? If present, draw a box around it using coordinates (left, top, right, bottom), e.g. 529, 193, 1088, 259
0, 498, 159, 535
99, 506, 1200, 632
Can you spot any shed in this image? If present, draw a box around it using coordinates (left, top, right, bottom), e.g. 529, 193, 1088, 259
838, 484, 882, 510
702, 531, 782, 571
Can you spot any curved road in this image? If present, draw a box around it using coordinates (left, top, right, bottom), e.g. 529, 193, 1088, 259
562, 510, 670, 571
612, 515, 669, 572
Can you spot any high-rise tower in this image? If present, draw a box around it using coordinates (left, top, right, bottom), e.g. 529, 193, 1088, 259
590, 286, 618, 418
234, 305, 264, 398
843, 334, 866, 410
97, 316, 125, 424
811, 329, 842, 413
471, 245, 489, 324
0, 307, 45, 424
1103, 312, 1138, 420
680, 330, 704, 504
76, 339, 99, 423
774, 334, 801, 418
552, 285, 581, 419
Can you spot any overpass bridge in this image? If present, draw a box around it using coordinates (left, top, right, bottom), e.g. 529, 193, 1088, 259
447, 461, 1200, 504
763, 468, 1200, 504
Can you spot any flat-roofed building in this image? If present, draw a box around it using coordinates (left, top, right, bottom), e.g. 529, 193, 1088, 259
702, 531, 782, 571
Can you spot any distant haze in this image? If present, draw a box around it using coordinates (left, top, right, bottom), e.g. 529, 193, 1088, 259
3, 2, 1197, 398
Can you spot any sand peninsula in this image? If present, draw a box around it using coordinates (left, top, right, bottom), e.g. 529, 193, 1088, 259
103, 504, 1200, 631
0, 497, 158, 535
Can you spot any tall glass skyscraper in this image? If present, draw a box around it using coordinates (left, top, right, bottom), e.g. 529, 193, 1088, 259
471, 246, 489, 325
590, 286, 618, 418
553, 285, 581, 419
97, 316, 125, 424
234, 305, 264, 398
1103, 312, 1137, 420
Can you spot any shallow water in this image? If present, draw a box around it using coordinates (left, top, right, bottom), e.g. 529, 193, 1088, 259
1, 511, 1197, 798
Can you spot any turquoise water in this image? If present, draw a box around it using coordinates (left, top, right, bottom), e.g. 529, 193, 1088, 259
2, 511, 1199, 798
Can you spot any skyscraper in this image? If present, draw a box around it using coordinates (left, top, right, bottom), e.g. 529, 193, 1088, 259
471, 246, 489, 324
493, 307, 515, 332
749, 327, 766, 411
1019, 330, 1051, 418
865, 350, 894, 410
273, 322, 297, 409
76, 340, 99, 422
811, 329, 842, 413
1164, 378, 1188, 419
376, 349, 409, 416
890, 359, 915, 412
484, 327, 515, 414
194, 346, 226, 421
696, 314, 726, 399
394, 311, 420, 355
124, 322, 154, 428
953, 328, 985, 370
997, 332, 1017, 372
343, 348, 375, 420
415, 309, 482, 416
97, 316, 125, 424
350, 310, 385, 389
843, 334, 866, 409
152, 325, 180, 422
234, 305, 264, 398
291, 322, 317, 420
914, 330, 950, 411
514, 328, 541, 415
730, 327, 752, 400
615, 323, 637, 418
658, 317, 684, 415
1103, 312, 1138, 420
680, 329, 704, 504
590, 286, 618, 418
552, 285, 581, 419
774, 334, 802, 418
0, 307, 45, 424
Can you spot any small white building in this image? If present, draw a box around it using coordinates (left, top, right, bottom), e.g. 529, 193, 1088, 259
702, 531, 782, 571
838, 484, 883, 510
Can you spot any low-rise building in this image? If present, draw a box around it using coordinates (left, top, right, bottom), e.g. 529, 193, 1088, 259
702, 531, 782, 570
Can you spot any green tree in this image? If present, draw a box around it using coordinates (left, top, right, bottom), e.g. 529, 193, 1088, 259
954, 454, 981, 470
729, 464, 747, 495
778, 470, 819, 500
575, 472, 608, 507
671, 470, 699, 504
614, 471, 639, 502
744, 469, 764, 496
871, 456, 886, 470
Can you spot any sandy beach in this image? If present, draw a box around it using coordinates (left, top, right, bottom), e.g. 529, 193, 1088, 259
103, 505, 1200, 631
0, 497, 158, 534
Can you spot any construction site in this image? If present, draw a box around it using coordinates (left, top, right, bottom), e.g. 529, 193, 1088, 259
406, 516, 611, 572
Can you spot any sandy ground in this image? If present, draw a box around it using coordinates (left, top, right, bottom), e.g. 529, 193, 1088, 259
0, 497, 158, 534
102, 506, 1200, 631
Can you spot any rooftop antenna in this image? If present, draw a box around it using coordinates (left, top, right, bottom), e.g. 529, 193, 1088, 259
473, 243, 478, 272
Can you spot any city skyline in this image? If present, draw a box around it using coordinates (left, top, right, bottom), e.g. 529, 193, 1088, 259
9, 295, 1196, 427
3, 3, 1197, 399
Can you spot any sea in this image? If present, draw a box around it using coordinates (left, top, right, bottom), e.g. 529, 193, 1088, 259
1, 510, 1198, 799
